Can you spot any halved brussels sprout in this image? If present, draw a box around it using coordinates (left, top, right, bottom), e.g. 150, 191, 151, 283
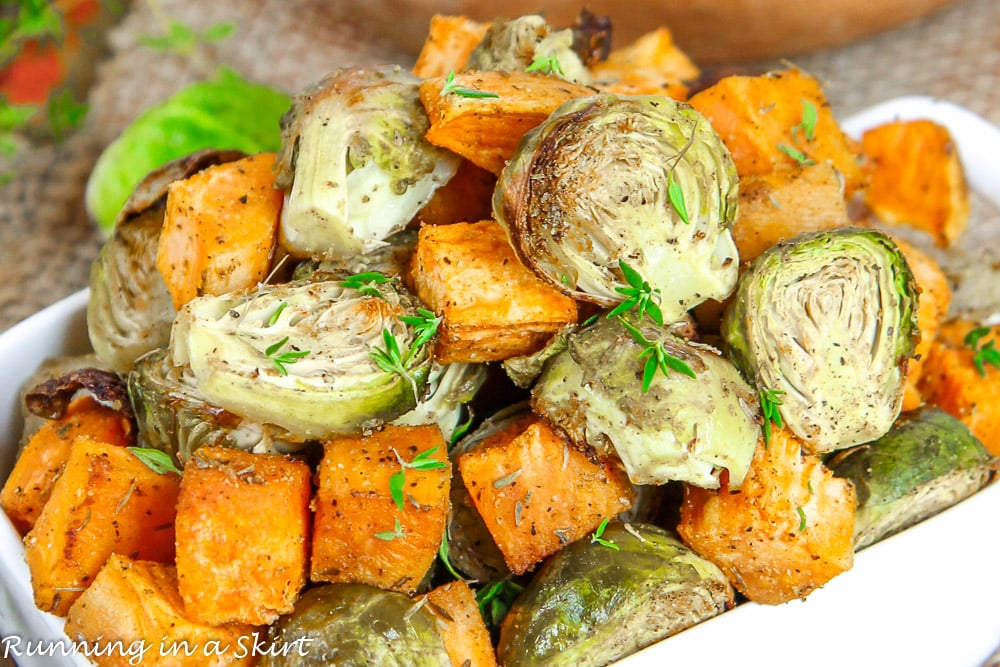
274, 65, 460, 259
722, 227, 920, 454
259, 583, 450, 667
494, 94, 739, 325
292, 229, 418, 283
129, 349, 311, 464
392, 361, 488, 443
532, 317, 759, 488
169, 277, 434, 441
828, 407, 998, 549
497, 522, 733, 667
464, 14, 594, 84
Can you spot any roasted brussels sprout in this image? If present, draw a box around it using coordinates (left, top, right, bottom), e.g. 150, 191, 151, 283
465, 14, 593, 84
828, 407, 998, 549
292, 229, 418, 282
494, 94, 739, 325
532, 317, 759, 488
129, 349, 311, 463
259, 583, 450, 667
274, 65, 460, 259
722, 227, 920, 454
168, 277, 434, 441
497, 522, 733, 667
392, 361, 488, 443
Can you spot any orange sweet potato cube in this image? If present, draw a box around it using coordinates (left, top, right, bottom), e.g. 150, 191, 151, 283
175, 446, 312, 626
65, 555, 260, 667
457, 418, 633, 575
409, 220, 578, 364
311, 424, 451, 594
412, 14, 489, 79
420, 579, 499, 667
2, 395, 133, 535
23, 437, 179, 616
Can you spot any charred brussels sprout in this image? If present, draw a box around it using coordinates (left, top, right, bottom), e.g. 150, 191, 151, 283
465, 14, 593, 84
274, 65, 460, 259
722, 228, 919, 454
494, 94, 739, 325
259, 583, 450, 667
532, 317, 759, 488
169, 277, 434, 441
497, 522, 733, 667
828, 407, 998, 549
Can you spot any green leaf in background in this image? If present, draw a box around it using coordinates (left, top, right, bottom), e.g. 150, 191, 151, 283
84, 67, 291, 233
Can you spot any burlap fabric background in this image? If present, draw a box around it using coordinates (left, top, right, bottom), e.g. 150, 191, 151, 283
1, 0, 998, 332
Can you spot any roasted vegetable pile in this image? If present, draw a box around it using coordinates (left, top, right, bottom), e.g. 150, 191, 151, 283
3, 10, 998, 667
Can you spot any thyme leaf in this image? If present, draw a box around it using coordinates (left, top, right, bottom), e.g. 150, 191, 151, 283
607, 260, 664, 326
340, 271, 392, 299
441, 70, 499, 99
617, 316, 696, 393
759, 387, 785, 447
525, 55, 564, 76
265, 336, 310, 376
398, 308, 442, 362
777, 143, 816, 166
667, 171, 690, 224
963, 326, 1000, 377
127, 447, 182, 476
374, 518, 405, 541
591, 517, 620, 550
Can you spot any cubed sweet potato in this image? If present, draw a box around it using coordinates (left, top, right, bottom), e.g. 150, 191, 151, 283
591, 27, 698, 99
731, 161, 851, 264
311, 424, 451, 595
919, 321, 1000, 456
457, 418, 633, 575
409, 220, 578, 364
688, 68, 866, 196
861, 118, 969, 246
175, 446, 311, 626
1, 395, 133, 536
65, 554, 260, 667
23, 437, 180, 616
419, 71, 595, 175
412, 14, 489, 79
412, 159, 496, 228
677, 428, 856, 605
420, 579, 499, 667
156, 152, 283, 310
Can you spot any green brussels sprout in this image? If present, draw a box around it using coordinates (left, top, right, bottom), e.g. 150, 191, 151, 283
292, 230, 418, 283
274, 65, 460, 259
128, 349, 312, 464
497, 522, 733, 667
494, 94, 739, 325
828, 407, 998, 549
88, 150, 245, 373
259, 583, 450, 667
722, 227, 920, 454
392, 361, 488, 443
168, 277, 435, 441
465, 14, 593, 84
532, 317, 759, 489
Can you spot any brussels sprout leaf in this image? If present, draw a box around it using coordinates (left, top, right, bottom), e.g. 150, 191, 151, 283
591, 517, 620, 550
759, 387, 785, 447
441, 70, 500, 99
607, 260, 664, 325
127, 447, 182, 476
963, 326, 1000, 377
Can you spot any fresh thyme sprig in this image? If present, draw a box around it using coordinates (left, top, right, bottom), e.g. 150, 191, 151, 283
265, 336, 310, 376
759, 387, 785, 447
963, 326, 1000, 377
607, 259, 664, 326
525, 55, 564, 76
127, 447, 182, 476
616, 316, 696, 393
440, 70, 500, 99
340, 271, 392, 299
591, 517, 619, 550
667, 171, 690, 224
777, 143, 816, 165
476, 579, 525, 630
389, 445, 448, 511
791, 99, 818, 142
374, 518, 405, 541
399, 308, 443, 358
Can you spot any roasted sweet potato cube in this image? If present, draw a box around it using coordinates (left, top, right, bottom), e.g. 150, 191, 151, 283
409, 220, 578, 363
1, 395, 133, 535
591, 27, 699, 99
65, 554, 260, 667
688, 68, 866, 196
311, 424, 451, 594
677, 428, 857, 605
420, 579, 499, 667
175, 446, 311, 626
419, 71, 595, 175
919, 321, 1000, 456
23, 437, 180, 616
412, 159, 496, 228
732, 162, 851, 264
412, 14, 489, 79
457, 419, 633, 575
156, 152, 282, 309
861, 118, 969, 246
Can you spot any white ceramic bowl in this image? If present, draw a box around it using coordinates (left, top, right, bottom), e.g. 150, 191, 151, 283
1, 98, 999, 667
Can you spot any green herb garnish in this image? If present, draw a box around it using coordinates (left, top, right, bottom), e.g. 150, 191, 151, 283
667, 171, 690, 224
140, 18, 235, 57
525, 55, 564, 76
266, 301, 288, 327
617, 316, 696, 393
438, 531, 465, 580
476, 579, 525, 630
607, 259, 664, 326
374, 518, 406, 541
759, 387, 785, 447
792, 99, 818, 143
591, 517, 620, 550
441, 70, 500, 99
265, 336, 310, 376
963, 326, 1000, 377
341, 271, 392, 299
796, 506, 808, 532
127, 447, 182, 475
777, 143, 816, 166
398, 308, 442, 356
389, 446, 448, 511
